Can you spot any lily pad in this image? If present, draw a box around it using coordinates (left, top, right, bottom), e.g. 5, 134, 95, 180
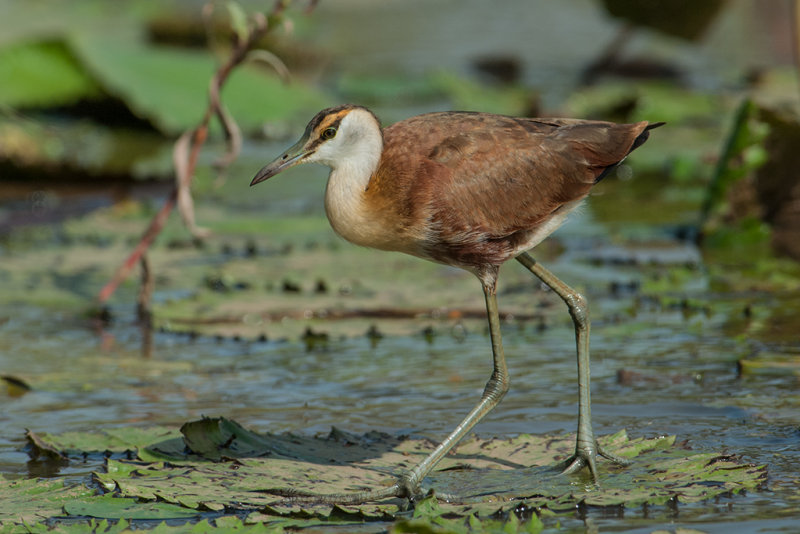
26, 426, 182, 461
738, 351, 800, 376
30, 417, 761, 526
12, 416, 765, 530
0, 40, 101, 108
63, 494, 198, 520
69, 34, 327, 135
392, 495, 545, 534
0, 476, 96, 525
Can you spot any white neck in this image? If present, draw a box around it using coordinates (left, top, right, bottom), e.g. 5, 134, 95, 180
318, 109, 383, 246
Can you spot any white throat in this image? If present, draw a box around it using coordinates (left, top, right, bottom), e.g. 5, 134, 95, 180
317, 110, 383, 247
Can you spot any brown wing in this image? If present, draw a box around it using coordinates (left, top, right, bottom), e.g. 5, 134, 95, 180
368, 112, 655, 267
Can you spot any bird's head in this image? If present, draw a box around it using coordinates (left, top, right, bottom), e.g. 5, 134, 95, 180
251, 105, 383, 186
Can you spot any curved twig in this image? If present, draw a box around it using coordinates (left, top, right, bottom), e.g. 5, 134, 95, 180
97, 1, 296, 304
247, 49, 292, 83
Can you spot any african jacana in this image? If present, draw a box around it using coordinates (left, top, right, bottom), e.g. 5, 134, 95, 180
251, 105, 662, 503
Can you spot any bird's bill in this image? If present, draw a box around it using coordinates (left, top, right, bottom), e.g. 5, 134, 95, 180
250, 136, 310, 186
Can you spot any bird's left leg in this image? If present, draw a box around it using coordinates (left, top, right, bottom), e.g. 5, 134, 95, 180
515, 252, 629, 482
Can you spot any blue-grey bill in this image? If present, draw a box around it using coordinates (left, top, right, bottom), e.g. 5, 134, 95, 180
250, 133, 311, 186
250, 151, 306, 186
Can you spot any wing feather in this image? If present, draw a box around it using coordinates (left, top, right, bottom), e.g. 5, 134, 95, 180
368, 112, 654, 267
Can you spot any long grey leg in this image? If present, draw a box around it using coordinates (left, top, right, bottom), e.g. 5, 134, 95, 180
265, 279, 510, 504
515, 251, 628, 482
395, 281, 510, 497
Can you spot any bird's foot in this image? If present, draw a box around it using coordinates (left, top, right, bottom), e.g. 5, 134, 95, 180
259, 473, 427, 507
559, 440, 631, 483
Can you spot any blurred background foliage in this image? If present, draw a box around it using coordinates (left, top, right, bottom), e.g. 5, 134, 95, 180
0, 0, 799, 265
0, 0, 327, 182
2, 3, 800, 529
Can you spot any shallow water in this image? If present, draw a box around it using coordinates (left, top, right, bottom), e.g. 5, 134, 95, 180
1, 232, 798, 531
2, 1, 799, 530
2, 158, 800, 532
2, 157, 799, 532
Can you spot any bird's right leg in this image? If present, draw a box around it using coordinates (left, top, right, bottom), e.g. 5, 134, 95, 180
390, 280, 510, 498
515, 252, 629, 482
261, 280, 510, 505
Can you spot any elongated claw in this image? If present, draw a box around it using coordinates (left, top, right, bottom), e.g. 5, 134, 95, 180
258, 471, 431, 507
560, 451, 597, 480
559, 440, 630, 483
598, 443, 632, 466
260, 481, 406, 506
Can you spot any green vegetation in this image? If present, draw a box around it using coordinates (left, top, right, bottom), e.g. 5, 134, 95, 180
1, 0, 800, 532
0, 419, 763, 531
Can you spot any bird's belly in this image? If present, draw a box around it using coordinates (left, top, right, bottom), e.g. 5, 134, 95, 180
423, 198, 586, 269
512, 198, 585, 254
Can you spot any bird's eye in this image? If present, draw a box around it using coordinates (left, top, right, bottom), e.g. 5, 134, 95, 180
321, 127, 337, 140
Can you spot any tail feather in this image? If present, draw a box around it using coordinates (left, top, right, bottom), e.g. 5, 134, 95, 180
631, 121, 665, 151
595, 121, 664, 183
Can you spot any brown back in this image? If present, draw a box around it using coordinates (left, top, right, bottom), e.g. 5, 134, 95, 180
367, 112, 657, 267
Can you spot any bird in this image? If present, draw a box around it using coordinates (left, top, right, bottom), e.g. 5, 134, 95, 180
251, 104, 662, 504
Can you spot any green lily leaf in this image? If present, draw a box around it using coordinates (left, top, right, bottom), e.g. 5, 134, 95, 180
0, 40, 101, 108
68, 34, 327, 135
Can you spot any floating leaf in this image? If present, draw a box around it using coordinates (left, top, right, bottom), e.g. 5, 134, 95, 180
1, 375, 32, 398
25, 425, 182, 464
0, 476, 96, 525
394, 495, 545, 533
180, 416, 278, 461
1, 421, 770, 529
81, 418, 767, 522
738, 352, 800, 376
0, 40, 101, 108
68, 34, 327, 135
63, 494, 198, 520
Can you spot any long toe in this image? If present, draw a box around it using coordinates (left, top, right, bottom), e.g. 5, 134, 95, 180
560, 451, 599, 482
260, 481, 407, 506
598, 443, 632, 466
398, 472, 427, 503
559, 439, 631, 483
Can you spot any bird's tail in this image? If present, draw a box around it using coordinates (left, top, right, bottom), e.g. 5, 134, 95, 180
631, 121, 666, 152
